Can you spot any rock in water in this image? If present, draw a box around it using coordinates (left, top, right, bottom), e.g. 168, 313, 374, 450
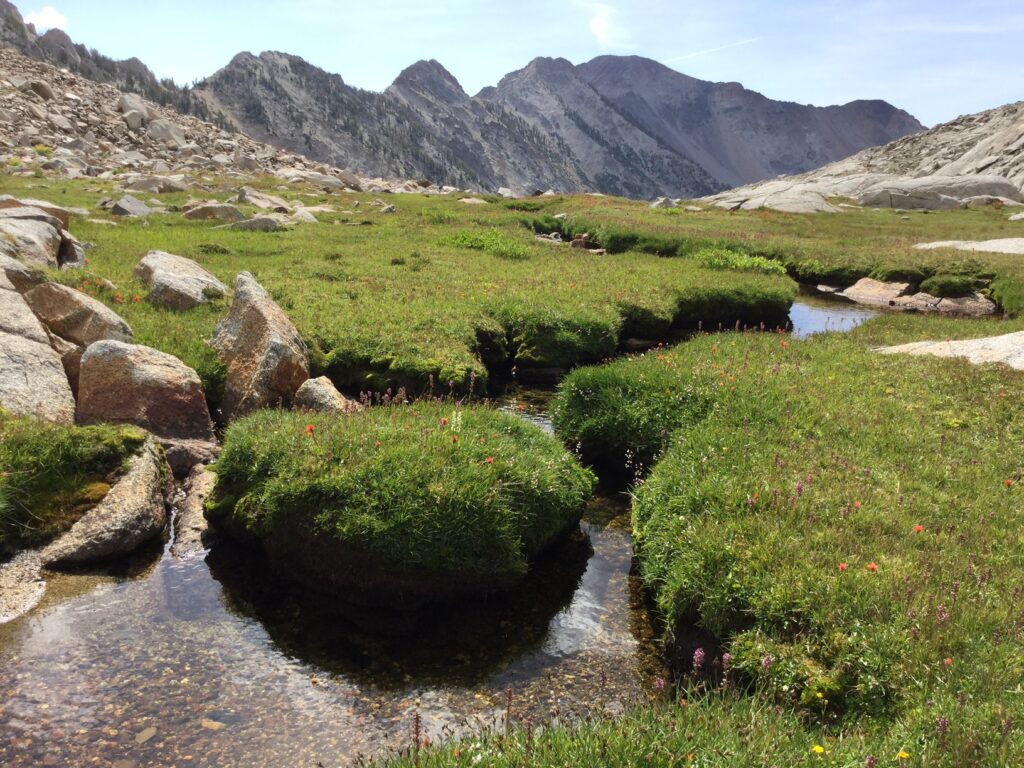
76, 340, 215, 442
134, 251, 228, 310
171, 465, 217, 558
41, 437, 170, 568
293, 376, 363, 413
839, 278, 912, 307
212, 272, 309, 420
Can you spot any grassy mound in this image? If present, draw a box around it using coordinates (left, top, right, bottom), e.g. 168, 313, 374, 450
207, 404, 595, 600
390, 327, 1024, 765
0, 412, 146, 558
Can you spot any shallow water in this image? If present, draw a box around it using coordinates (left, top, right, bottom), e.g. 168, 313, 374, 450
0, 296, 870, 766
789, 295, 878, 338
0, 462, 658, 767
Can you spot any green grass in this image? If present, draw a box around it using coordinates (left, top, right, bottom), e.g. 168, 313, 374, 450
533, 327, 1024, 765
207, 403, 595, 594
0, 411, 146, 558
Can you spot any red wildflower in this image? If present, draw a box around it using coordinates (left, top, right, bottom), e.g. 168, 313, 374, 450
374, 440, 381, 448
944, 658, 953, 666
485, 456, 495, 464
866, 562, 879, 572
306, 424, 315, 438
452, 435, 459, 444
839, 562, 849, 572
1007, 478, 1015, 488
132, 295, 142, 303
853, 501, 862, 510
915, 524, 925, 533
440, 417, 449, 426
115, 292, 124, 304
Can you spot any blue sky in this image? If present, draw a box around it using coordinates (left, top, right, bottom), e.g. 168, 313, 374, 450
15, 0, 1024, 126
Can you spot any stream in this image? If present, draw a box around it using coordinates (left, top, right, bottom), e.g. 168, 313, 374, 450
0, 299, 870, 767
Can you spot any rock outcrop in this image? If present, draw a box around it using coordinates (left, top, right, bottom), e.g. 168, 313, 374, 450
170, 465, 217, 559
40, 437, 170, 568
705, 101, 1024, 212
914, 238, 1024, 255
211, 272, 309, 419
878, 332, 1024, 371
134, 250, 228, 310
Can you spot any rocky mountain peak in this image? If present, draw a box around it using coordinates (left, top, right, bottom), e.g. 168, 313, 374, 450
390, 59, 467, 104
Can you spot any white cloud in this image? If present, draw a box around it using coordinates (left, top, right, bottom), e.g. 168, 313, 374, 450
24, 5, 68, 32
573, 1, 629, 48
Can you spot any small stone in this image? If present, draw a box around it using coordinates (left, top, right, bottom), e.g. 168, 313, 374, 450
134, 726, 157, 744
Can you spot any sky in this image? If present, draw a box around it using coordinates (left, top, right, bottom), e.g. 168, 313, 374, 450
14, 0, 1024, 127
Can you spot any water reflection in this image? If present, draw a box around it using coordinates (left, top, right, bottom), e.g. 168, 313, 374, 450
789, 295, 878, 338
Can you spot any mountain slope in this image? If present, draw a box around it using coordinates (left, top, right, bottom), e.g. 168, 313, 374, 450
703, 100, 1024, 212
575, 55, 923, 189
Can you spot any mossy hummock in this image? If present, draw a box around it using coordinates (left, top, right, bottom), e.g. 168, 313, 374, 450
207, 404, 595, 602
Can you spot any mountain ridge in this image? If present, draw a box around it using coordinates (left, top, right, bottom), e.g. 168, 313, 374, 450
0, 1, 924, 197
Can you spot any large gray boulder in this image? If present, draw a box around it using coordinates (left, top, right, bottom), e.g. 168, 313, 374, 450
125, 175, 188, 194
76, 340, 215, 443
858, 175, 1024, 210
24, 283, 133, 348
227, 214, 288, 232
0, 195, 71, 229
293, 376, 363, 413
146, 118, 187, 148
183, 203, 246, 222
0, 330, 76, 423
111, 195, 152, 217
0, 208, 63, 268
41, 437, 170, 568
134, 251, 228, 310
212, 272, 309, 419
117, 93, 155, 122
237, 186, 291, 212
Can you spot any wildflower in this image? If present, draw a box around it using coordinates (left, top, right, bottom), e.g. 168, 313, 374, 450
937, 716, 949, 736
440, 417, 449, 426
853, 501, 862, 509
812, 745, 826, 754
762, 654, 774, 672
484, 456, 495, 464
936, 604, 951, 624
865, 757, 877, 768
115, 292, 124, 304
898, 750, 910, 760
654, 677, 666, 691
692, 647, 705, 674
721, 652, 732, 674
452, 435, 459, 444
132, 295, 141, 303
915, 524, 925, 533
306, 424, 315, 438
374, 440, 382, 448
839, 562, 849, 572
866, 562, 879, 572
945, 657, 953, 666
1008, 478, 1015, 488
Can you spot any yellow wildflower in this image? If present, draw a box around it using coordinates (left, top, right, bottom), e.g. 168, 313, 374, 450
898, 750, 910, 760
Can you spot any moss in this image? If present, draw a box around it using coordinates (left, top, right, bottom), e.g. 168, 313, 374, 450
0, 412, 146, 558
919, 273, 977, 298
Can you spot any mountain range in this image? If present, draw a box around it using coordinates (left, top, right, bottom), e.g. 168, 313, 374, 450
0, 1, 924, 197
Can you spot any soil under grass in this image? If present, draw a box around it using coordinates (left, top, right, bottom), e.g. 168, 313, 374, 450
207, 404, 595, 601
0, 411, 146, 558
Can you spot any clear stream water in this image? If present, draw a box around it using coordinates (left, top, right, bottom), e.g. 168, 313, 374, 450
0, 300, 869, 767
